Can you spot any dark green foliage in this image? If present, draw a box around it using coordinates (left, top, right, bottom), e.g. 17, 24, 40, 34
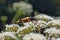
29, 0, 60, 16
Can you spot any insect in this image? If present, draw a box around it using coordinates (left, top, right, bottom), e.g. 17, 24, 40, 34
15, 17, 37, 26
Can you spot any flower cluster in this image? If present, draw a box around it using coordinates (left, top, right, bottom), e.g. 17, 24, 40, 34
44, 27, 60, 37
1, 2, 60, 40
3, 14, 60, 40
23, 33, 46, 40
4, 14, 60, 40
47, 20, 60, 28
51, 38, 60, 40
5, 24, 20, 32
35, 14, 54, 22
0, 32, 18, 40
13, 1, 33, 15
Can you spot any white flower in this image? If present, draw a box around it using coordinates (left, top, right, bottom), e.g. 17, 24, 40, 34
47, 20, 60, 28
37, 20, 47, 24
35, 20, 47, 28
5, 24, 20, 32
5, 24, 20, 28
56, 38, 60, 40
23, 33, 46, 40
0, 32, 16, 40
23, 22, 34, 26
17, 23, 33, 31
17, 24, 33, 36
17, 27, 28, 33
23, 22, 36, 30
13, 1, 33, 15
52, 38, 60, 40
44, 27, 60, 37
35, 14, 54, 22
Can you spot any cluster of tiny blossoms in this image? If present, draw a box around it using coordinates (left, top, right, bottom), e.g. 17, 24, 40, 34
13, 1, 33, 16
23, 33, 46, 40
35, 14, 54, 22
0, 32, 18, 40
44, 27, 60, 37
0, 14, 60, 40
5, 24, 20, 32
47, 20, 60, 28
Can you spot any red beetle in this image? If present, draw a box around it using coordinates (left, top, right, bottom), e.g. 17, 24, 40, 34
15, 17, 37, 26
